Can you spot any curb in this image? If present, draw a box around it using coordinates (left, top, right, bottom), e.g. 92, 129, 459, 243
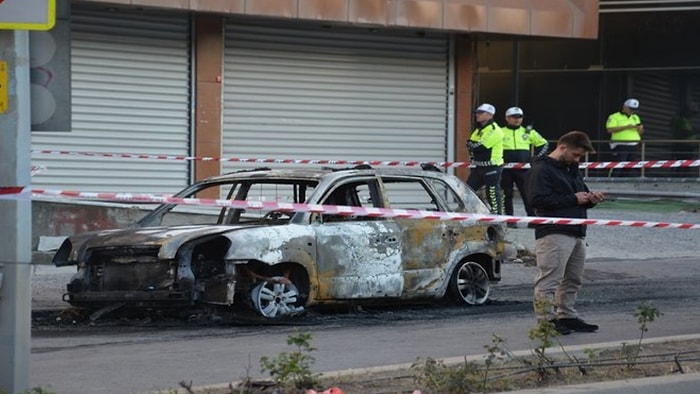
161, 333, 700, 394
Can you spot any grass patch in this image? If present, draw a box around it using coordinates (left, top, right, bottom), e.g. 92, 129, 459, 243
597, 198, 700, 213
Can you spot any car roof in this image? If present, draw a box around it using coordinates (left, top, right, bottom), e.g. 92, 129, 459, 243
200, 166, 453, 184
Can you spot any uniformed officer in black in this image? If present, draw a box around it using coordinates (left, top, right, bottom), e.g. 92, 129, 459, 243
467, 103, 504, 215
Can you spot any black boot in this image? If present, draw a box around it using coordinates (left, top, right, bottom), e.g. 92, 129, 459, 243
559, 317, 599, 332
548, 319, 572, 335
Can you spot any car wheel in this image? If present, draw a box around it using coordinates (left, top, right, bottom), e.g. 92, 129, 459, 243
448, 261, 490, 305
251, 276, 305, 318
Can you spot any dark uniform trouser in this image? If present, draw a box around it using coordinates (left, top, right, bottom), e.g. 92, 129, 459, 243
467, 165, 503, 215
610, 144, 639, 177
501, 168, 534, 216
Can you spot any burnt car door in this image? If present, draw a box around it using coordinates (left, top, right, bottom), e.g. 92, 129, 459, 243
379, 176, 452, 298
312, 177, 404, 300
432, 176, 500, 259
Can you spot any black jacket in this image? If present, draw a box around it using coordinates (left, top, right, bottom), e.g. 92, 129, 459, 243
525, 156, 596, 239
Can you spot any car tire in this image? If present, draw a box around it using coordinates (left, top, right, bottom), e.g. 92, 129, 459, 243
447, 261, 490, 305
250, 276, 305, 318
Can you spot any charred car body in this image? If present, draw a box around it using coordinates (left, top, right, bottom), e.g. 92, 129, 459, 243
53, 166, 506, 319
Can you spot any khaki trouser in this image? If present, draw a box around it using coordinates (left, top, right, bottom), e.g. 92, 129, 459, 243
533, 234, 587, 320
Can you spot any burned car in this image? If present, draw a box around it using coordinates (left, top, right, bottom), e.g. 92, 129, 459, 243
53, 166, 506, 319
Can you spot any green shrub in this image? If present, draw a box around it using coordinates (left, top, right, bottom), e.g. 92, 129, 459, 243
259, 331, 319, 392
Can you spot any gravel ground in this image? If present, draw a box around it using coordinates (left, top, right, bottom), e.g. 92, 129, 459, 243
506, 203, 700, 261
32, 264, 74, 311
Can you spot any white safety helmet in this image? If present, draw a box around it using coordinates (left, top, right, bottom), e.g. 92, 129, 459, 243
505, 107, 524, 117
624, 98, 640, 109
475, 103, 496, 115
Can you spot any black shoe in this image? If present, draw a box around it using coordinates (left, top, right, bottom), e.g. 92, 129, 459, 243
548, 319, 572, 335
507, 222, 518, 229
559, 317, 599, 332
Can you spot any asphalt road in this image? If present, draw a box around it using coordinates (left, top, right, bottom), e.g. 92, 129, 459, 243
29, 203, 700, 394
29, 257, 700, 394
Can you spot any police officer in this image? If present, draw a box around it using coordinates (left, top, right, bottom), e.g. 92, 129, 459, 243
501, 107, 549, 219
467, 103, 504, 215
606, 98, 644, 177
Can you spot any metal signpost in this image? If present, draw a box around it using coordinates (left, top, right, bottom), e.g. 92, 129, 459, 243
1, 1, 56, 392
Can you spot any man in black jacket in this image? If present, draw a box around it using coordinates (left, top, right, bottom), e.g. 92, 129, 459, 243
525, 131, 605, 335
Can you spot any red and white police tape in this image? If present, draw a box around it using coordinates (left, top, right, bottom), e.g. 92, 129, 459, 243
1, 186, 698, 230
30, 149, 700, 170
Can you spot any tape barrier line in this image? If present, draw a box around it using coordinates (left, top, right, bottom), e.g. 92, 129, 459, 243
31, 165, 46, 176
30, 149, 700, 170
1, 186, 698, 230
0, 187, 27, 195
577, 159, 700, 170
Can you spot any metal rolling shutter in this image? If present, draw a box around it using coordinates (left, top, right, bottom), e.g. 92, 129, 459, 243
221, 22, 449, 174
600, 1, 700, 13
31, 7, 191, 194
630, 72, 677, 177
631, 72, 675, 149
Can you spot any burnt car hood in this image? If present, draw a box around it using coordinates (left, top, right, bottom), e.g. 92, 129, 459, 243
54, 224, 255, 266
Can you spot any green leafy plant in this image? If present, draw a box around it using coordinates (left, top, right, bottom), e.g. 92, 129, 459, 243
482, 333, 515, 389
410, 334, 522, 394
411, 357, 481, 394
583, 347, 599, 363
370, 303, 677, 394
635, 302, 662, 345
527, 318, 559, 381
259, 331, 319, 392
528, 299, 559, 367
528, 298, 587, 380
627, 302, 663, 367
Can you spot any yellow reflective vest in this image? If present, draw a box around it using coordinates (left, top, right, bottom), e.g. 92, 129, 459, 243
606, 111, 642, 142
502, 125, 549, 163
468, 120, 504, 166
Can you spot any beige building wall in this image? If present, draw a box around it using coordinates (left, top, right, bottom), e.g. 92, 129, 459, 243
80, 0, 599, 38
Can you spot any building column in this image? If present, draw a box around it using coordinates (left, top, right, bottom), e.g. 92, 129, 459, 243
194, 15, 223, 196
454, 35, 474, 181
